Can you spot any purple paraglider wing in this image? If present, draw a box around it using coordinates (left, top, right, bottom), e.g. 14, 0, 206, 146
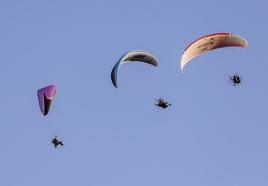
37, 85, 56, 116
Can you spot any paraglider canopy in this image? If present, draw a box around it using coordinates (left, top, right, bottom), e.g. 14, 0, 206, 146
180, 33, 248, 72
111, 50, 159, 88
37, 85, 56, 116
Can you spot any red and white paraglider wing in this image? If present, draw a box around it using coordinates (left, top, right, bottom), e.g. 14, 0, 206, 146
180, 33, 248, 72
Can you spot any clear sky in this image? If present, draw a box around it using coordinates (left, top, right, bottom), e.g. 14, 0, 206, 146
0, 0, 267, 186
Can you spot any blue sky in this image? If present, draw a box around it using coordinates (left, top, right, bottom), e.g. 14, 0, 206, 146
0, 0, 267, 186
